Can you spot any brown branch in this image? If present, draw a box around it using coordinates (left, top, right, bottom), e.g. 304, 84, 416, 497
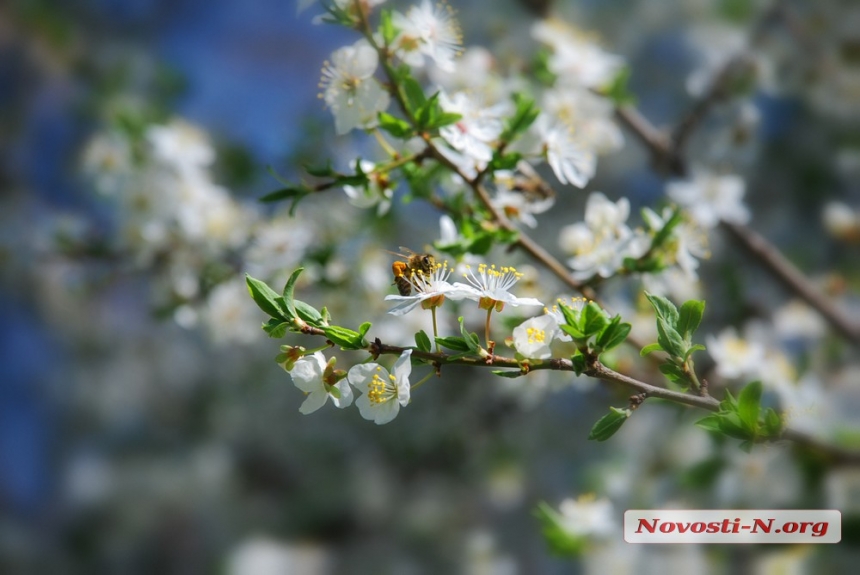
722, 221, 860, 344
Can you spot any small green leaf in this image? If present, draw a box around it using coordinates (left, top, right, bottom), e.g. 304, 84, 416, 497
581, 302, 609, 336
246, 274, 288, 320
458, 316, 481, 352
401, 75, 427, 115
595, 316, 631, 352
379, 9, 397, 44
721, 388, 739, 410
737, 380, 763, 433
322, 325, 365, 350
357, 321, 372, 342
640, 342, 663, 356
684, 343, 706, 360
559, 324, 586, 340
378, 111, 414, 138
415, 330, 432, 352
281, 268, 304, 319
588, 407, 631, 441
435, 336, 471, 352
645, 292, 679, 326
294, 300, 324, 326
678, 299, 705, 339
656, 318, 685, 358
501, 93, 540, 141
263, 319, 289, 338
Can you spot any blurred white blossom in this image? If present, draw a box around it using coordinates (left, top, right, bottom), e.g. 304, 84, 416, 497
320, 39, 390, 134
667, 169, 750, 228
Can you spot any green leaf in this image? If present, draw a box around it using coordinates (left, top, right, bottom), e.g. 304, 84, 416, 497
379, 9, 397, 44
294, 299, 324, 326
489, 151, 522, 171
262, 319, 289, 338
640, 342, 663, 356
415, 330, 432, 352
588, 407, 631, 441
492, 370, 524, 378
401, 75, 427, 116
737, 380, 763, 433
259, 187, 308, 203
645, 292, 679, 326
427, 111, 462, 130
739, 440, 754, 453
595, 316, 630, 352
357, 321, 372, 343
656, 318, 685, 358
558, 300, 583, 329
322, 325, 365, 350
684, 343, 706, 360
378, 111, 413, 138
581, 302, 609, 336
458, 316, 481, 352
559, 324, 586, 340
435, 336, 471, 352
281, 268, 304, 319
678, 299, 705, 339
246, 274, 287, 320
501, 93, 540, 141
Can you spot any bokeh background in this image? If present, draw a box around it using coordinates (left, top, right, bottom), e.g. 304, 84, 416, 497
2, 0, 860, 573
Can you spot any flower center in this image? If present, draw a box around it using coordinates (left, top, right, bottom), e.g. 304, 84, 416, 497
526, 327, 546, 344
368, 369, 396, 405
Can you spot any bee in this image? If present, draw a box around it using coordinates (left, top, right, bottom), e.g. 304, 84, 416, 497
389, 247, 436, 296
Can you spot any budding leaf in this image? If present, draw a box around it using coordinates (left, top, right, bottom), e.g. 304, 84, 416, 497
378, 112, 413, 138
595, 315, 631, 352
588, 407, 631, 441
246, 274, 288, 320
678, 299, 705, 339
581, 302, 609, 337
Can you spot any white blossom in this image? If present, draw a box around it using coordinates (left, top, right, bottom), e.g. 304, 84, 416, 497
348, 349, 412, 424
342, 159, 394, 216
391, 0, 462, 72
533, 114, 596, 188
384, 261, 467, 316
289, 352, 354, 415
557, 496, 616, 538
453, 263, 543, 309
705, 327, 765, 380
559, 192, 648, 280
511, 314, 561, 359
438, 90, 510, 173
532, 18, 624, 89
320, 39, 390, 134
